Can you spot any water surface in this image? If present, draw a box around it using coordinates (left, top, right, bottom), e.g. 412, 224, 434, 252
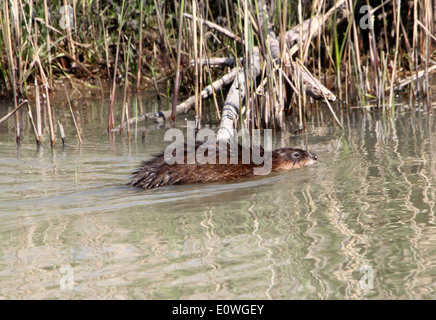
0, 90, 435, 299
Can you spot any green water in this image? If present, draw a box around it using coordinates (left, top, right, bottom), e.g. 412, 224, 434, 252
0, 91, 435, 299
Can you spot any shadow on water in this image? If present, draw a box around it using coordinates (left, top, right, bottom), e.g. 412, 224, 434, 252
0, 88, 436, 299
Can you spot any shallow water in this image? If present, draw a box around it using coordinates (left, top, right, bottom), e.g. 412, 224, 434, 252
0, 90, 435, 299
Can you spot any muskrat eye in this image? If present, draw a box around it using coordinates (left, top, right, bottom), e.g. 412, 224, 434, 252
293, 152, 300, 158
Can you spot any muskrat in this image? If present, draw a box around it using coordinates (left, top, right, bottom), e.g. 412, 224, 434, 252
129, 142, 317, 189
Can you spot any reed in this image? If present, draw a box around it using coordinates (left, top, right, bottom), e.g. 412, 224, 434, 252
27, 102, 39, 145
35, 78, 42, 143
58, 121, 66, 146
193, 0, 200, 128
136, 0, 144, 93
121, 38, 132, 138
108, 0, 128, 132
64, 87, 82, 144
171, 0, 185, 124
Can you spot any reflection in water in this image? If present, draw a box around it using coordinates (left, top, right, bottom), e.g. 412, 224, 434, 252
0, 93, 436, 299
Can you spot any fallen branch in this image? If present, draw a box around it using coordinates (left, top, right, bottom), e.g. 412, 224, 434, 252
216, 0, 339, 140
112, 67, 238, 132
296, 59, 343, 128
117, 0, 342, 134
0, 100, 28, 125
267, 3, 339, 101
285, 0, 347, 48
387, 64, 436, 91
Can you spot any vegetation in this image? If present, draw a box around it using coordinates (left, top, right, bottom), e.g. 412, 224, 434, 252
0, 0, 434, 144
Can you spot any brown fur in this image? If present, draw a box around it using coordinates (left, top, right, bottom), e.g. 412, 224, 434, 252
129, 142, 317, 189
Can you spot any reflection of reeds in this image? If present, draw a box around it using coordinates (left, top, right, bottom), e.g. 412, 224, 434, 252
136, 0, 144, 94
171, 0, 185, 124
108, 0, 128, 132
64, 87, 82, 144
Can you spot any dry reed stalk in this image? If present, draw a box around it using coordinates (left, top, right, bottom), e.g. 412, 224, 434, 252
297, 59, 344, 129
202, 42, 221, 122
120, 39, 131, 137
113, 67, 239, 132
44, 84, 55, 146
63, 0, 76, 60
101, 16, 111, 81
0, 100, 28, 125
43, 0, 52, 86
297, 0, 304, 132
137, 0, 144, 93
35, 78, 42, 142
243, 0, 251, 130
388, 0, 401, 108
424, 2, 431, 110
58, 121, 66, 146
125, 101, 131, 139
154, 0, 175, 67
29, 30, 55, 145
3, 1, 20, 143
28, 24, 55, 145
193, 0, 200, 128
108, 0, 127, 131
64, 88, 83, 144
171, 0, 185, 124
198, 7, 204, 129
347, 0, 365, 106
11, 0, 23, 92
27, 103, 40, 145
412, 0, 419, 94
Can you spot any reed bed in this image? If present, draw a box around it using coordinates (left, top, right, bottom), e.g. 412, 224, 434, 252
0, 0, 434, 144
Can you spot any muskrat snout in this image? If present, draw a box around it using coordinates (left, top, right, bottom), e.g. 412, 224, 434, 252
310, 153, 317, 161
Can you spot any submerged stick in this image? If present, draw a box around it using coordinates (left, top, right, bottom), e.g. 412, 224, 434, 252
171, 0, 185, 124
136, 0, 144, 93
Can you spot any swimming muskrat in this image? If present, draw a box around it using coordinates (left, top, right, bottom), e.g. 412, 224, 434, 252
129, 142, 317, 189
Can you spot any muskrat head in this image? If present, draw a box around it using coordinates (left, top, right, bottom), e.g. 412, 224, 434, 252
272, 148, 318, 170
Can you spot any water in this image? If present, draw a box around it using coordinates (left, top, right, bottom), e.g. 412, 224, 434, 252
0, 90, 435, 299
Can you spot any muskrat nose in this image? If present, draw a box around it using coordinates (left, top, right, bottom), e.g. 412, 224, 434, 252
310, 153, 317, 160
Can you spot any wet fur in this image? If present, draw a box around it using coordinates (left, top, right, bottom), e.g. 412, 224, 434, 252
129, 142, 317, 189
